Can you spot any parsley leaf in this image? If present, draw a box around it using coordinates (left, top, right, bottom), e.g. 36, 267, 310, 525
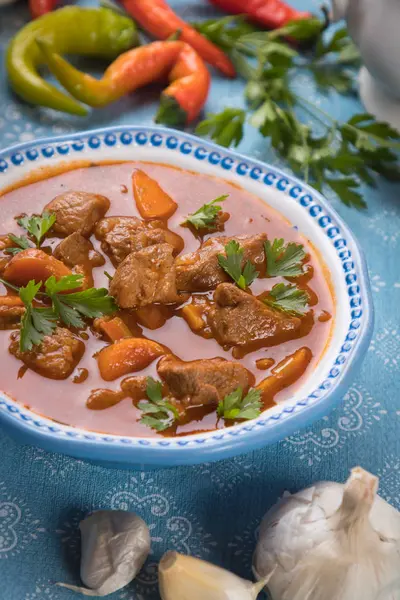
4, 234, 32, 256
264, 239, 306, 277
183, 194, 228, 230
264, 283, 309, 317
45, 274, 117, 328
195, 109, 245, 148
19, 280, 57, 352
17, 212, 56, 247
6, 274, 117, 350
138, 377, 179, 431
217, 387, 262, 421
218, 240, 258, 290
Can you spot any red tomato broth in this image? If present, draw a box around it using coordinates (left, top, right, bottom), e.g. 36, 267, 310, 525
0, 162, 334, 437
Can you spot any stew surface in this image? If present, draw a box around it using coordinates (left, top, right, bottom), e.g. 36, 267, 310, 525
0, 162, 334, 437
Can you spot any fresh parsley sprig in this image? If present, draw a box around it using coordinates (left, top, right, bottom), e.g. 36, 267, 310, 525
264, 283, 309, 317
264, 239, 306, 277
4, 212, 56, 255
218, 240, 259, 290
19, 280, 58, 352
138, 377, 179, 431
17, 212, 56, 247
217, 387, 262, 421
4, 234, 32, 256
183, 194, 228, 230
44, 274, 116, 329
2, 273, 117, 352
195, 109, 245, 148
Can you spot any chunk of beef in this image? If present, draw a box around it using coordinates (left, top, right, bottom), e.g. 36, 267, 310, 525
44, 192, 110, 237
208, 283, 301, 349
176, 233, 267, 292
0, 296, 25, 330
53, 232, 104, 268
110, 243, 180, 308
9, 327, 84, 379
157, 355, 254, 407
95, 217, 166, 264
120, 375, 149, 403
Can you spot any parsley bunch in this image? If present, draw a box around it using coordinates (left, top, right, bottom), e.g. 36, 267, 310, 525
2, 273, 117, 352
5, 213, 56, 255
194, 16, 400, 209
218, 387, 262, 421
138, 377, 179, 431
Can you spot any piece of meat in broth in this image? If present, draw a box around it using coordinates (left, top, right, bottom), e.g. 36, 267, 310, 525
95, 216, 166, 265
44, 191, 110, 237
110, 243, 180, 308
9, 327, 84, 379
208, 283, 301, 349
0, 297, 25, 330
157, 355, 254, 407
53, 232, 104, 268
175, 233, 267, 292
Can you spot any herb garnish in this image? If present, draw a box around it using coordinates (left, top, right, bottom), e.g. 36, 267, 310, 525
2, 273, 117, 352
195, 109, 245, 148
138, 377, 179, 431
264, 283, 309, 317
19, 281, 58, 352
218, 240, 258, 290
5, 212, 56, 255
264, 239, 306, 277
195, 16, 400, 209
183, 194, 229, 230
217, 387, 262, 421
4, 234, 32, 256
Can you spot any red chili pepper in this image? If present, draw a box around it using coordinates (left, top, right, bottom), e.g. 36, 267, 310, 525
38, 40, 211, 124
209, 0, 311, 29
29, 0, 58, 19
121, 0, 236, 78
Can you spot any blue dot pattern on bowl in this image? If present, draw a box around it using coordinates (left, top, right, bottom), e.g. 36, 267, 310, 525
0, 127, 371, 455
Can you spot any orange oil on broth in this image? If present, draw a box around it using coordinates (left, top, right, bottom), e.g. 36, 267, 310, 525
0, 162, 334, 437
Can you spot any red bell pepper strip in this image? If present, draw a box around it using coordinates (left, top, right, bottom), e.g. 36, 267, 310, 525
121, 0, 236, 78
37, 40, 211, 124
208, 0, 311, 29
29, 0, 58, 19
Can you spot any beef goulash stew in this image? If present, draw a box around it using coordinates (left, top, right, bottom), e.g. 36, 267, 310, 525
0, 162, 334, 437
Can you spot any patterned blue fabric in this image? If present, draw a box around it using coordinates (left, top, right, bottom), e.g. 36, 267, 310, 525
0, 1, 399, 598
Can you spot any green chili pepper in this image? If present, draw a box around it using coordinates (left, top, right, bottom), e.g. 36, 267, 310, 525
6, 7, 139, 116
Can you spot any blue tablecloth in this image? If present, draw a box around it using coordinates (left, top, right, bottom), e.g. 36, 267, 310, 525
0, 1, 399, 598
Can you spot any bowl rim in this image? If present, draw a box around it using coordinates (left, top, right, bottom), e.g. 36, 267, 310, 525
0, 125, 374, 466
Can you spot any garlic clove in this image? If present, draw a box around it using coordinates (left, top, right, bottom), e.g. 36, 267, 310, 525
159, 551, 272, 600
58, 510, 150, 596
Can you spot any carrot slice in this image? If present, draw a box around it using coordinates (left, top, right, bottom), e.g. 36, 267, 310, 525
132, 169, 177, 219
257, 347, 312, 402
0, 296, 24, 307
135, 305, 167, 329
3, 248, 72, 287
96, 316, 132, 342
97, 337, 166, 381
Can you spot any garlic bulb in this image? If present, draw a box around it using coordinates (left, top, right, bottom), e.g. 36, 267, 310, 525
253, 467, 400, 600
159, 551, 272, 600
58, 510, 150, 596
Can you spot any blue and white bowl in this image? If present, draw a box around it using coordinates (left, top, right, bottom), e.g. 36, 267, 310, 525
0, 126, 373, 469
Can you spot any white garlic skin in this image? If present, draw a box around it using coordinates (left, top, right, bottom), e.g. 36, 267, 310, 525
253, 468, 400, 600
159, 551, 268, 600
80, 510, 150, 590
